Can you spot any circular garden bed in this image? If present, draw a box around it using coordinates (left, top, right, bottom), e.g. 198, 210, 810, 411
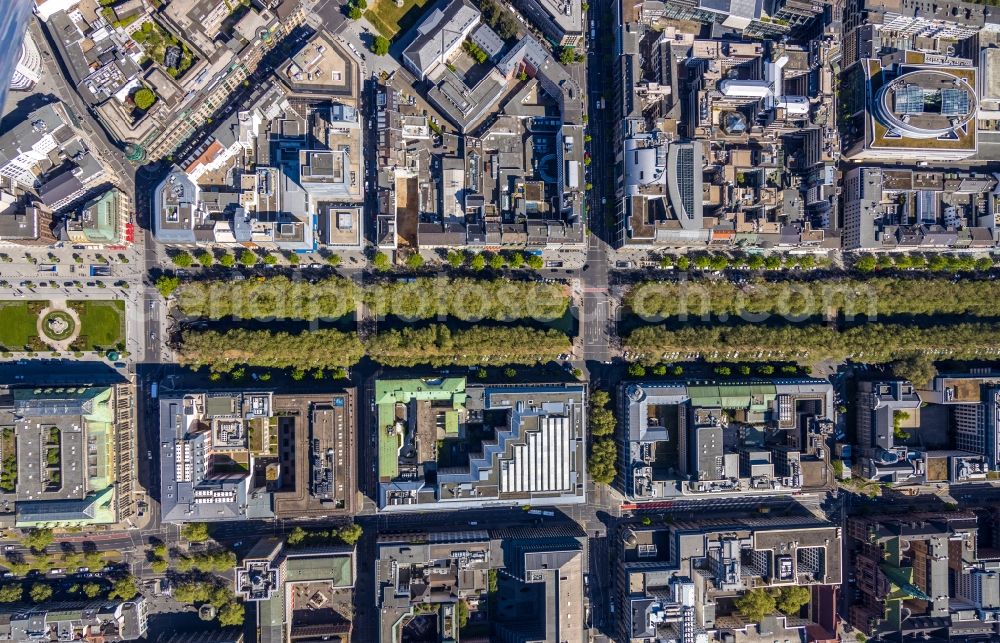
40, 311, 76, 342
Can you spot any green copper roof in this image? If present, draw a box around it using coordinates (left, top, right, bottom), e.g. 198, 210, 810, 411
15, 486, 116, 527
376, 378, 467, 480
444, 410, 459, 434
258, 592, 284, 628
379, 425, 401, 479
374, 378, 467, 407
880, 561, 929, 602
687, 383, 777, 411
76, 189, 120, 243
285, 553, 353, 587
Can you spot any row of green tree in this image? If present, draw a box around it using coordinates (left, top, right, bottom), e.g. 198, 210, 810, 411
626, 362, 803, 378
734, 586, 812, 623
170, 248, 318, 269
285, 524, 363, 547
625, 275, 1000, 319
173, 578, 244, 626
174, 275, 359, 320
588, 390, 617, 485
0, 582, 72, 603
653, 251, 998, 274
2, 551, 109, 577
175, 549, 237, 574
170, 276, 569, 322
444, 249, 546, 271
625, 322, 1000, 379
0, 575, 138, 605
855, 253, 995, 273
657, 252, 825, 272
178, 328, 365, 373
364, 277, 568, 321
365, 326, 571, 367
179, 325, 570, 372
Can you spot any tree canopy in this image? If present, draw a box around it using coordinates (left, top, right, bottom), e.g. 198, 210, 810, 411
735, 588, 775, 623
286, 527, 307, 546
133, 88, 156, 110
176, 550, 237, 573
364, 277, 568, 322
890, 353, 938, 387
23, 528, 53, 553
588, 439, 617, 485
171, 251, 193, 267
626, 321, 1000, 367
29, 583, 53, 603
218, 602, 245, 627
175, 275, 359, 320
776, 585, 811, 615
0, 585, 22, 602
365, 325, 570, 367
626, 275, 1000, 320
339, 523, 363, 545
589, 390, 616, 437
372, 35, 390, 55
179, 328, 365, 373
109, 576, 139, 601
373, 252, 392, 271
238, 249, 257, 266
181, 522, 210, 542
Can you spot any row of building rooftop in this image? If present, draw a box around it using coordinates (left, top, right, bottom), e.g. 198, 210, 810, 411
620, 505, 1000, 643
619, 379, 834, 503
374, 0, 588, 250
611, 0, 1000, 251
0, 383, 138, 530
849, 373, 1000, 488
33, 0, 311, 162
9, 0, 1000, 253
10, 362, 1000, 643
2, 0, 591, 252
0, 100, 132, 247
161, 373, 1000, 524
137, 0, 588, 251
